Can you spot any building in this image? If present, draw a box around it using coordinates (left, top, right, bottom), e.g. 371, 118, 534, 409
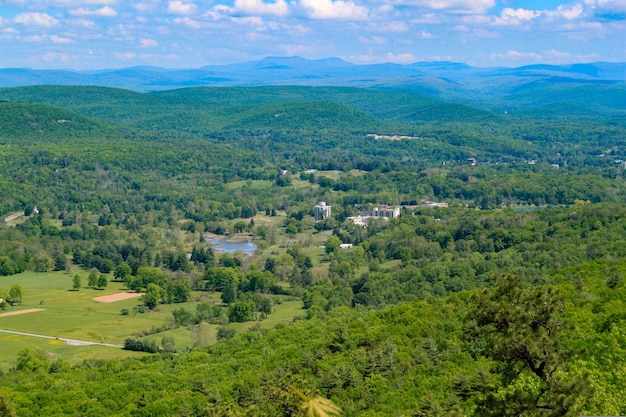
314, 202, 331, 222
346, 205, 400, 226
369, 205, 400, 218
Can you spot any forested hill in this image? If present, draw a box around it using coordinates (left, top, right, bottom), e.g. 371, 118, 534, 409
1, 81, 626, 416
0, 101, 124, 141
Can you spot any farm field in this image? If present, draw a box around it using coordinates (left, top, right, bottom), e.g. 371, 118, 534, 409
0, 270, 305, 370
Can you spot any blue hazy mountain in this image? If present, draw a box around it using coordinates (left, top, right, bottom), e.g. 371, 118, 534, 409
1, 56, 624, 113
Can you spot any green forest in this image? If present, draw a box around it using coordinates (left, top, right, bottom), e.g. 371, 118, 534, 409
0, 84, 626, 416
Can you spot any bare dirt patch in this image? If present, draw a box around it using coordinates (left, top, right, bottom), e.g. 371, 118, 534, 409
0, 308, 45, 318
92, 292, 142, 303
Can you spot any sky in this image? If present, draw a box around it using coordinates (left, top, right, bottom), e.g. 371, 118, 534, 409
0, 0, 624, 70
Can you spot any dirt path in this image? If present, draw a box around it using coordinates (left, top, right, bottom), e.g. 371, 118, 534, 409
92, 292, 142, 303
0, 308, 45, 318
0, 328, 122, 348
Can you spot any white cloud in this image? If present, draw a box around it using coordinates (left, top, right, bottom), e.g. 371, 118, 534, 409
168, 1, 199, 15
386, 52, 417, 63
51, 34, 75, 43
504, 50, 542, 60
548, 4, 584, 20
14, 12, 58, 27
52, 0, 119, 5
368, 21, 409, 32
230, 0, 290, 17
300, 0, 369, 20
493, 8, 541, 26
132, 1, 161, 11
585, 0, 626, 13
70, 18, 96, 28
386, 0, 495, 14
418, 29, 434, 38
69, 6, 118, 17
43, 51, 71, 62
173, 16, 205, 28
116, 52, 137, 60
140, 38, 158, 47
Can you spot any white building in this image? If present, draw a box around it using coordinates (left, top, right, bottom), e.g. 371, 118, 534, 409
314, 202, 331, 222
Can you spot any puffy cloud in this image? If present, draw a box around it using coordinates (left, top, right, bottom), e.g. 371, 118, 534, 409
14, 12, 58, 27
230, 0, 290, 17
386, 52, 417, 63
585, 0, 626, 12
115, 52, 137, 60
545, 4, 584, 20
493, 8, 541, 26
140, 38, 158, 47
69, 6, 118, 17
504, 50, 542, 60
132, 1, 161, 11
168, 1, 199, 15
384, 0, 495, 14
300, 0, 369, 20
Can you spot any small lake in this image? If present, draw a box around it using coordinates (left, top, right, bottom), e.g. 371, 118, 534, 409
209, 238, 257, 256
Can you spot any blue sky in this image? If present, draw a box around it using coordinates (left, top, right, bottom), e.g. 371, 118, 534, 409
0, 0, 624, 69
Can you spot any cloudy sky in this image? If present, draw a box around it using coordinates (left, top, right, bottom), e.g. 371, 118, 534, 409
0, 0, 624, 69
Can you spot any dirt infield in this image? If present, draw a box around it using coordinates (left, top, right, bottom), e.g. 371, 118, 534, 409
92, 292, 143, 303
0, 308, 45, 318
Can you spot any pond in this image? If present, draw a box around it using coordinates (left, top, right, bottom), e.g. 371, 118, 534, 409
209, 237, 257, 256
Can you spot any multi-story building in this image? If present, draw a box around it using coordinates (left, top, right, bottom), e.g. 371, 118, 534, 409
314, 202, 331, 222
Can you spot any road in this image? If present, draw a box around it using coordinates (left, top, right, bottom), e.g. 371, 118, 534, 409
0, 328, 123, 348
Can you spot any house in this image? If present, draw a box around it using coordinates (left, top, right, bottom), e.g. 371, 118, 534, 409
314, 202, 331, 222
339, 244, 353, 249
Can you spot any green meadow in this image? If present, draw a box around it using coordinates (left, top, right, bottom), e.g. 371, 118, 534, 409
0, 270, 305, 371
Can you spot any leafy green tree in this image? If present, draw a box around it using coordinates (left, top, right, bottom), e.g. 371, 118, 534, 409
15, 348, 50, 372
143, 283, 166, 309
8, 284, 23, 304
167, 279, 190, 303
114, 262, 132, 282
463, 275, 589, 416
72, 274, 81, 291
97, 274, 108, 289
0, 391, 16, 417
87, 270, 98, 288
325, 236, 341, 254
228, 301, 253, 322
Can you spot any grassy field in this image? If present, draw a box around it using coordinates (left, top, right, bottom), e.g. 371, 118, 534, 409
0, 270, 305, 371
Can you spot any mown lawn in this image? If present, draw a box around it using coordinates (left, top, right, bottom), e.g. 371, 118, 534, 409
0, 271, 305, 370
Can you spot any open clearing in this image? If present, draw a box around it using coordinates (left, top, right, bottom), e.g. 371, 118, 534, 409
0, 270, 304, 371
0, 308, 45, 318
92, 292, 143, 303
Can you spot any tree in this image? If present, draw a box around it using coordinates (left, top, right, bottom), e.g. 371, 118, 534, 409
294, 388, 342, 417
72, 274, 81, 291
114, 262, 132, 282
228, 301, 253, 323
462, 275, 589, 416
325, 236, 341, 254
53, 252, 67, 272
8, 284, 23, 304
143, 283, 166, 309
97, 274, 108, 289
87, 270, 98, 288
15, 348, 49, 372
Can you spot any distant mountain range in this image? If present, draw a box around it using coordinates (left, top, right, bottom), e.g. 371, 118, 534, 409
1, 56, 625, 113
